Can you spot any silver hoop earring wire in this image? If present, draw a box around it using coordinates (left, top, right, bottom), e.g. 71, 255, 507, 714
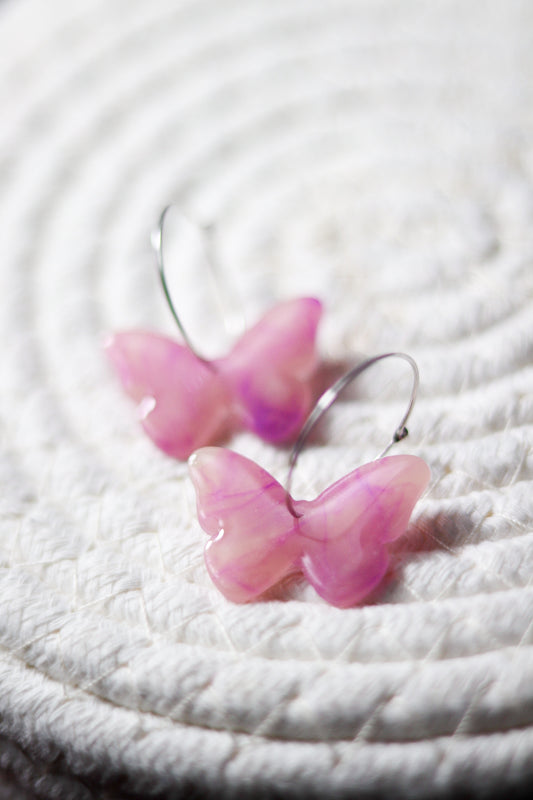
285, 352, 420, 517
152, 204, 220, 363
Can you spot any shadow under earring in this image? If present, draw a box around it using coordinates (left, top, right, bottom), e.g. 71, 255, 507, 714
189, 352, 430, 608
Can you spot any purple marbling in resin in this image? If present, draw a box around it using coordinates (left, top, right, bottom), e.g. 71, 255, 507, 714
189, 447, 430, 607
105, 298, 322, 459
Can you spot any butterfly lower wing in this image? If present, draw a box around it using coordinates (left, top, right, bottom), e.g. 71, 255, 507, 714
298, 455, 430, 607
189, 448, 299, 602
105, 331, 230, 459
218, 298, 323, 442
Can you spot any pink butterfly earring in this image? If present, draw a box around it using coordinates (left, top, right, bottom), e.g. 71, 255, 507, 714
105, 206, 323, 459
188, 352, 431, 608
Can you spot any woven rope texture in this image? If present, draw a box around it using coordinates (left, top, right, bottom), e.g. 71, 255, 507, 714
0, 0, 533, 796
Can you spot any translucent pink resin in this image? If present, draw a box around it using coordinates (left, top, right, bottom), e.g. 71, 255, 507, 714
105, 298, 322, 459
189, 448, 430, 607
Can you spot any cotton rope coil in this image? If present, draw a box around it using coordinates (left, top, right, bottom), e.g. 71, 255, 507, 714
1, 0, 533, 797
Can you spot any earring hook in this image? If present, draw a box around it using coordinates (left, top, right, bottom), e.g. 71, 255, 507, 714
285, 352, 420, 517
152, 204, 221, 363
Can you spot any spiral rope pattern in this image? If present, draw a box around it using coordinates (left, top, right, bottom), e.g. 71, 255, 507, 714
1, 0, 533, 796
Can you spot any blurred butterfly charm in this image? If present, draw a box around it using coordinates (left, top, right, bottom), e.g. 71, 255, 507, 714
189, 447, 430, 607
105, 297, 322, 459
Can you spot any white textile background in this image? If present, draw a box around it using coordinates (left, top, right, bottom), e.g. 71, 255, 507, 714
1, 0, 533, 797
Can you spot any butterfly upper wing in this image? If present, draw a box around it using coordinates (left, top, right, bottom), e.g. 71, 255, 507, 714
297, 455, 431, 607
227, 297, 323, 376
105, 331, 230, 459
188, 448, 300, 602
217, 298, 323, 442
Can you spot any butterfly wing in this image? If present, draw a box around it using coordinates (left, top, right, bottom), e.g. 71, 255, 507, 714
297, 455, 430, 607
105, 331, 230, 459
189, 448, 300, 602
218, 298, 323, 442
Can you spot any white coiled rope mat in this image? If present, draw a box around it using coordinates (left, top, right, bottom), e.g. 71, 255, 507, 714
1, 0, 533, 797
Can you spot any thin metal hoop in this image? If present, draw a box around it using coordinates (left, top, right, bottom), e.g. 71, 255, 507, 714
152, 204, 217, 362
285, 352, 419, 517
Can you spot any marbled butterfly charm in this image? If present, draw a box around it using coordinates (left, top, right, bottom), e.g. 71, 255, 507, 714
189, 353, 430, 607
189, 447, 429, 607
106, 297, 322, 459
105, 205, 323, 459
